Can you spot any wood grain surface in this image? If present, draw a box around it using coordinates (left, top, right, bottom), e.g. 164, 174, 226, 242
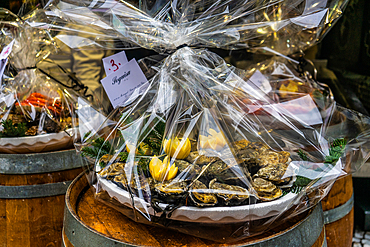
0, 167, 82, 247
63, 173, 326, 247
321, 174, 354, 247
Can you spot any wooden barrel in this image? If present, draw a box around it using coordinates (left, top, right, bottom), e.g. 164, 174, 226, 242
0, 149, 83, 247
321, 174, 354, 247
63, 172, 327, 247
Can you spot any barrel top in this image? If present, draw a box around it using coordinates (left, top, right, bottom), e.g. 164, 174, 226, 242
64, 172, 325, 247
0, 149, 84, 174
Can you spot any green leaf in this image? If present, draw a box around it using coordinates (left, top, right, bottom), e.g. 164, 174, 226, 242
0, 120, 27, 137
297, 149, 309, 161
294, 175, 312, 187
81, 137, 112, 163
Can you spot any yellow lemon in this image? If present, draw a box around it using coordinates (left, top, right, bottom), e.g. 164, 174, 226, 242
164, 137, 191, 159
149, 156, 178, 181
199, 129, 226, 151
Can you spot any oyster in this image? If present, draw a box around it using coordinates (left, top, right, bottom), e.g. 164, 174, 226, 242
189, 180, 217, 207
189, 138, 198, 152
98, 162, 126, 177
252, 178, 283, 201
236, 142, 291, 175
233, 140, 251, 151
206, 158, 249, 185
186, 151, 219, 165
254, 163, 291, 185
248, 142, 270, 153
113, 173, 128, 189
154, 180, 188, 204
209, 179, 250, 206
173, 159, 201, 181
129, 175, 154, 201
278, 151, 291, 164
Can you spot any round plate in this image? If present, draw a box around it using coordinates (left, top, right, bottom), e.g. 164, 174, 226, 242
97, 176, 298, 224
0, 129, 74, 154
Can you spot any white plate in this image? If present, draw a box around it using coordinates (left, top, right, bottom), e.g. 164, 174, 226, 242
97, 176, 299, 224
0, 129, 74, 154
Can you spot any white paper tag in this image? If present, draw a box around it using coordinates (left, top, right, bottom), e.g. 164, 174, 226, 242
101, 59, 149, 108
102, 51, 128, 76
0, 58, 7, 86
0, 40, 14, 60
248, 70, 272, 94
0, 40, 14, 86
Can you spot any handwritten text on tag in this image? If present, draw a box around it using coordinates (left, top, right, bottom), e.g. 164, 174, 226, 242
101, 59, 148, 108
102, 50, 128, 76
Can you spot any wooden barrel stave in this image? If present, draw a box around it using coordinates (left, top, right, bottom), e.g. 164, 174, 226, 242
63, 172, 327, 247
321, 174, 354, 247
0, 149, 83, 247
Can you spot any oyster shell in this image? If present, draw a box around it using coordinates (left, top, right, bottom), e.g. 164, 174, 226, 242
173, 159, 201, 181
99, 162, 126, 177
189, 180, 217, 207
186, 151, 219, 165
252, 178, 283, 201
233, 140, 251, 151
205, 158, 251, 186
236, 141, 291, 176
209, 179, 250, 206
154, 180, 188, 204
113, 173, 128, 189
254, 163, 291, 185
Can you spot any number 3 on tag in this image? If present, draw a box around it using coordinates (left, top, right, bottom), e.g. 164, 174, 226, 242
103, 51, 128, 76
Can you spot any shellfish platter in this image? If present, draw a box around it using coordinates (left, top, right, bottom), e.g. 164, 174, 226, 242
93, 135, 310, 223
0, 91, 75, 153
97, 174, 298, 223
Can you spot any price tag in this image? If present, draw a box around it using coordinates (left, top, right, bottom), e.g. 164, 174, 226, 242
101, 59, 149, 108
102, 51, 128, 76
0, 40, 14, 60
0, 40, 14, 85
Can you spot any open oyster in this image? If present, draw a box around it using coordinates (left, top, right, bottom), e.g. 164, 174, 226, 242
98, 162, 126, 177
186, 151, 218, 165
174, 159, 201, 181
209, 179, 250, 206
189, 180, 218, 207
206, 158, 249, 185
252, 178, 283, 201
254, 163, 291, 185
154, 180, 188, 204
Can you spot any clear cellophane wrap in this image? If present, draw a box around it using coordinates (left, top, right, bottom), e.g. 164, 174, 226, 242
35, 0, 370, 242
0, 7, 100, 153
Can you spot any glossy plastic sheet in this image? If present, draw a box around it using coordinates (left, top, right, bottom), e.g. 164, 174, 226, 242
38, 0, 370, 243
78, 48, 370, 242
41, 0, 348, 54
0, 8, 99, 153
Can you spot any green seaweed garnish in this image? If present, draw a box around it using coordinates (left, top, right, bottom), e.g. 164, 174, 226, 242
0, 119, 27, 137
291, 138, 347, 193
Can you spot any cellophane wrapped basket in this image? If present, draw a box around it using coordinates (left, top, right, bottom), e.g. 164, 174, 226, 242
0, 7, 98, 153
35, 0, 370, 242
